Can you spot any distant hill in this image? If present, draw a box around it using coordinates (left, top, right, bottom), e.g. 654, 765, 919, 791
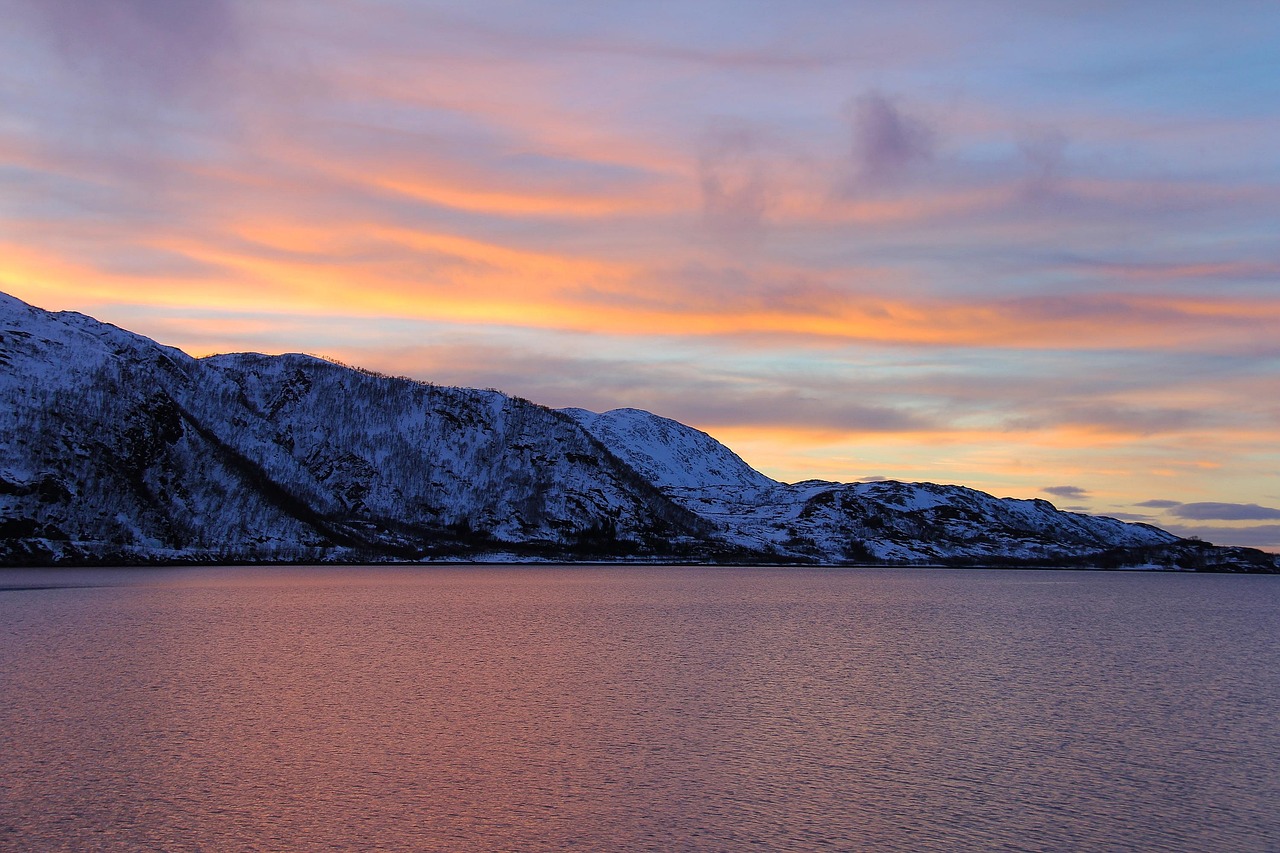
1, 291, 1274, 571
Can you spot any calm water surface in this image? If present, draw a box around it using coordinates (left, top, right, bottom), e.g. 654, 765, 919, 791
1, 566, 1277, 851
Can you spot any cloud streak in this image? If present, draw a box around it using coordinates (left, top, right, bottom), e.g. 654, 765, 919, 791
1170, 502, 1280, 521
1043, 485, 1089, 499
1163, 524, 1280, 551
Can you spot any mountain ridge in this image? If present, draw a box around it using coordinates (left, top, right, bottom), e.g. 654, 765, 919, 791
1, 291, 1274, 571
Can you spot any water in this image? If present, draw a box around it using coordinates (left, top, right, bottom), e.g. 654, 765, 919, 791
2, 566, 1277, 852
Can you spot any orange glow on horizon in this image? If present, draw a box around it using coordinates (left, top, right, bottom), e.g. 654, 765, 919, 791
8, 230, 1280, 357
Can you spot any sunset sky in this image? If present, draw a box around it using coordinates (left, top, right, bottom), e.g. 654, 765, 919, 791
2, 0, 1278, 550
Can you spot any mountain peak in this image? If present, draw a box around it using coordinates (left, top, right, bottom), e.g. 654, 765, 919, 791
562, 406, 776, 493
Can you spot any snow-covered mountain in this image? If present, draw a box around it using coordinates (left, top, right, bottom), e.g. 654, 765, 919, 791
1, 291, 1274, 570
555, 409, 1178, 562
561, 407, 774, 493
0, 292, 710, 564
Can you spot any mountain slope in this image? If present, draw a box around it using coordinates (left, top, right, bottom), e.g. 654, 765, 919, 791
2, 291, 1273, 570
0, 293, 710, 564
561, 407, 774, 493
559, 405, 1225, 565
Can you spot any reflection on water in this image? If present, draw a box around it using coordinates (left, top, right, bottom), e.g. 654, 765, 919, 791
2, 566, 1278, 851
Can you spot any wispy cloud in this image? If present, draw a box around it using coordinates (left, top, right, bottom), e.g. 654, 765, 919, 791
1106, 511, 1158, 523
1043, 485, 1089, 499
844, 92, 935, 191
697, 122, 775, 244
10, 0, 240, 101
1170, 502, 1280, 521
1018, 128, 1069, 201
1164, 524, 1280, 551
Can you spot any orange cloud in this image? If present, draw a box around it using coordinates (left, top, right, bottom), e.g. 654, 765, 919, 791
372, 176, 678, 219
12, 206, 1280, 360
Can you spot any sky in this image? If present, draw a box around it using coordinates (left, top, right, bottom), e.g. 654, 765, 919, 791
1, 0, 1278, 551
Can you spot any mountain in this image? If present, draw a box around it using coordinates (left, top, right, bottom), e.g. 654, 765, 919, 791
1, 291, 1274, 571
561, 407, 774, 493
0, 292, 711, 565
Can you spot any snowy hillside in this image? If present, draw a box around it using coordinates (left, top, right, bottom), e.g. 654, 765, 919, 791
559, 404, 1267, 568
1, 291, 1274, 571
0, 292, 709, 564
679, 478, 1182, 565
562, 407, 774, 492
